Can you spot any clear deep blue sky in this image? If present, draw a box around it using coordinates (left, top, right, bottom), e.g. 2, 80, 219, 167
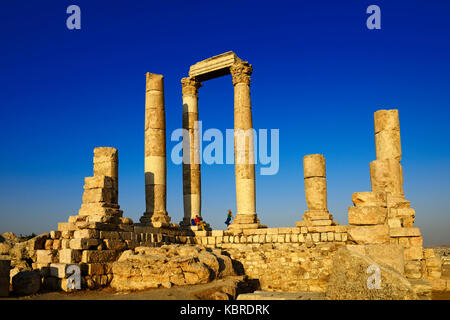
1, 1, 449, 246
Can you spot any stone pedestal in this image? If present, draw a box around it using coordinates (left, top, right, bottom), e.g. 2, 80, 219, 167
228, 61, 261, 230
179, 77, 210, 230
140, 73, 172, 226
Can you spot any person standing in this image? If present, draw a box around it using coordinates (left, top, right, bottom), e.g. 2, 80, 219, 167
225, 209, 233, 227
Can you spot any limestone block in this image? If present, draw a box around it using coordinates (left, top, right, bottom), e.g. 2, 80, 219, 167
404, 247, 423, 261
404, 261, 422, 279
389, 208, 415, 218
59, 249, 82, 264
428, 279, 447, 292
304, 177, 327, 210
387, 218, 402, 228
50, 230, 62, 239
303, 210, 331, 220
145, 156, 167, 185
58, 222, 77, 232
326, 247, 417, 300
409, 236, 423, 247
346, 244, 405, 274
347, 225, 390, 244
84, 176, 114, 190
104, 239, 127, 251
81, 250, 119, 263
348, 206, 387, 225
145, 73, 164, 92
189, 51, 242, 81
374, 109, 400, 134
36, 250, 58, 264
69, 239, 101, 250
99, 231, 120, 240
80, 263, 105, 276
145, 128, 166, 157
375, 129, 401, 161
82, 188, 115, 204
311, 220, 332, 226
303, 154, 326, 178
370, 159, 403, 194
386, 194, 410, 209
73, 229, 99, 239
390, 228, 421, 238
79, 204, 122, 217
352, 191, 386, 207
312, 233, 320, 242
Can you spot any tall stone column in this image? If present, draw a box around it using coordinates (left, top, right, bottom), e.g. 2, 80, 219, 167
302, 154, 334, 226
229, 61, 260, 229
179, 77, 209, 229
370, 109, 404, 195
140, 73, 171, 225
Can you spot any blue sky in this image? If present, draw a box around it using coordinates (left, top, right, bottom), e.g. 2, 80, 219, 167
0, 0, 449, 246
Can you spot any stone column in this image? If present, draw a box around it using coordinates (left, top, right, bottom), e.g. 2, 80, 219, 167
140, 73, 170, 225
180, 77, 209, 229
229, 61, 260, 229
302, 154, 333, 226
79, 147, 123, 217
370, 109, 404, 195
93, 147, 118, 203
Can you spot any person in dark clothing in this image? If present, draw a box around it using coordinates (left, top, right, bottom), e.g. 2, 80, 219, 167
225, 209, 233, 227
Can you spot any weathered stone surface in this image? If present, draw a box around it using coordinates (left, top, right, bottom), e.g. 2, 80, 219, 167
0, 243, 11, 255
374, 109, 400, 134
370, 159, 403, 194
326, 247, 418, 300
352, 192, 386, 207
375, 129, 402, 161
348, 206, 387, 225
110, 245, 236, 291
189, 51, 242, 82
347, 244, 404, 274
303, 154, 326, 178
81, 250, 119, 263
304, 177, 327, 210
347, 225, 390, 244
390, 228, 421, 238
12, 270, 41, 296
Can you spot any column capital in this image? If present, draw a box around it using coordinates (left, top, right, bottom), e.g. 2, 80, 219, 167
230, 61, 253, 86
181, 77, 202, 96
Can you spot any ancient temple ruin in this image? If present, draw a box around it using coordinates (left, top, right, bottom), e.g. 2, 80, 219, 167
2, 51, 448, 299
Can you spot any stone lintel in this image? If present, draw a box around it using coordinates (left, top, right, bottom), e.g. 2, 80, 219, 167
188, 51, 243, 82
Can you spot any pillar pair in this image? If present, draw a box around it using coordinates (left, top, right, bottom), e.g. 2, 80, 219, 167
179, 62, 260, 230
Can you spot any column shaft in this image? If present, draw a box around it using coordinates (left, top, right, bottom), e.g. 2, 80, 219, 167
230, 62, 259, 227
180, 77, 203, 228
141, 73, 170, 224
